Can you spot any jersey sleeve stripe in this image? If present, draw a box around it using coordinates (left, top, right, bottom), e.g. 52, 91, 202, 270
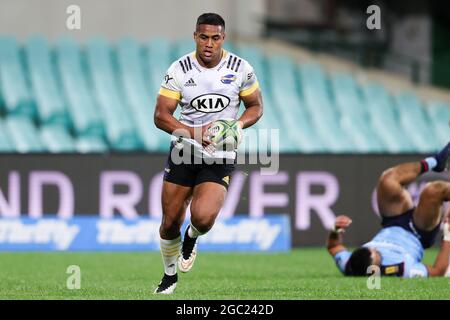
239, 81, 259, 97
159, 87, 181, 100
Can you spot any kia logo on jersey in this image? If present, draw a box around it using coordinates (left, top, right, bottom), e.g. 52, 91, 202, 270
190, 94, 231, 113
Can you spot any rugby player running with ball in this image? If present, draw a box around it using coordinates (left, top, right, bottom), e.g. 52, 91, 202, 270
153, 13, 263, 294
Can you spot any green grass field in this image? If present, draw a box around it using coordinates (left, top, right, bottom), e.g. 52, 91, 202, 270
0, 249, 448, 300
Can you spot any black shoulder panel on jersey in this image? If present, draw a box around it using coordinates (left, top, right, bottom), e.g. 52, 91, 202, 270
179, 60, 186, 73
226, 55, 233, 69
230, 56, 237, 71
186, 56, 192, 70
179, 57, 193, 73
235, 59, 242, 72
226, 54, 242, 72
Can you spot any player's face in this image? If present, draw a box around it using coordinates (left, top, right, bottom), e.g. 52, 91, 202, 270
194, 24, 225, 67
369, 248, 381, 266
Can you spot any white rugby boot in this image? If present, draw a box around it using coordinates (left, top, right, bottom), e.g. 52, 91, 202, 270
178, 227, 198, 273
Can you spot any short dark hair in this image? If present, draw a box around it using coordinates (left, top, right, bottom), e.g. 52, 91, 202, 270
196, 13, 225, 30
344, 247, 373, 276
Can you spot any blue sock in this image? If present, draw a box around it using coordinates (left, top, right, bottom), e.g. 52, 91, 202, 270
420, 157, 437, 173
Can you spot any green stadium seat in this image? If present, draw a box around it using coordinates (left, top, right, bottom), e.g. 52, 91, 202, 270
235, 45, 264, 71
116, 37, 164, 151
143, 38, 175, 150
426, 102, 450, 147
0, 35, 445, 154
222, 41, 236, 54
330, 73, 385, 152
361, 83, 416, 153
330, 73, 368, 117
0, 118, 15, 152
76, 136, 108, 153
235, 45, 273, 105
235, 46, 294, 150
298, 63, 327, 101
264, 57, 322, 151
24, 36, 69, 126
297, 64, 358, 152
173, 38, 194, 60
85, 38, 142, 151
0, 36, 35, 117
5, 115, 45, 152
40, 124, 76, 153
394, 92, 438, 152
146, 38, 172, 94
55, 37, 105, 138
340, 115, 385, 152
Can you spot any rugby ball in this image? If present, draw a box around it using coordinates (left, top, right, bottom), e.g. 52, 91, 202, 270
206, 119, 243, 152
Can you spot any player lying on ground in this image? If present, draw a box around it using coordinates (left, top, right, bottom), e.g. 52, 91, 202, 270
153, 13, 263, 294
327, 142, 450, 277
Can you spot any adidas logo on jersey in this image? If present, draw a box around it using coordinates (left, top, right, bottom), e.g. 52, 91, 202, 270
184, 78, 196, 87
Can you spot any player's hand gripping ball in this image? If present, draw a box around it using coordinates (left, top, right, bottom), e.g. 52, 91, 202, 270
204, 119, 243, 153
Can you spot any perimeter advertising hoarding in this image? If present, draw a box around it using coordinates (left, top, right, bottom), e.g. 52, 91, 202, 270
0, 154, 447, 247
0, 216, 290, 251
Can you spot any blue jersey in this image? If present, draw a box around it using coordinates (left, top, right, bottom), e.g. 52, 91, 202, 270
334, 226, 428, 278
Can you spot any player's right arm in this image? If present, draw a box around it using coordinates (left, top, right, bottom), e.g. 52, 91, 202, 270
154, 63, 210, 145
327, 215, 353, 274
426, 221, 450, 277
327, 215, 352, 257
154, 94, 195, 138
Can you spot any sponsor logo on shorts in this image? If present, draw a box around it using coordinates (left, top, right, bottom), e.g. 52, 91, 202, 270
222, 176, 230, 185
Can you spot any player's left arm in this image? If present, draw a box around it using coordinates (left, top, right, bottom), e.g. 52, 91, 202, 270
237, 88, 263, 129
236, 62, 263, 129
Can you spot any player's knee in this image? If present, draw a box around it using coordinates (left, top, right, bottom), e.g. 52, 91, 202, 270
378, 168, 396, 186
160, 217, 183, 238
377, 168, 404, 200
191, 214, 215, 234
421, 181, 449, 202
